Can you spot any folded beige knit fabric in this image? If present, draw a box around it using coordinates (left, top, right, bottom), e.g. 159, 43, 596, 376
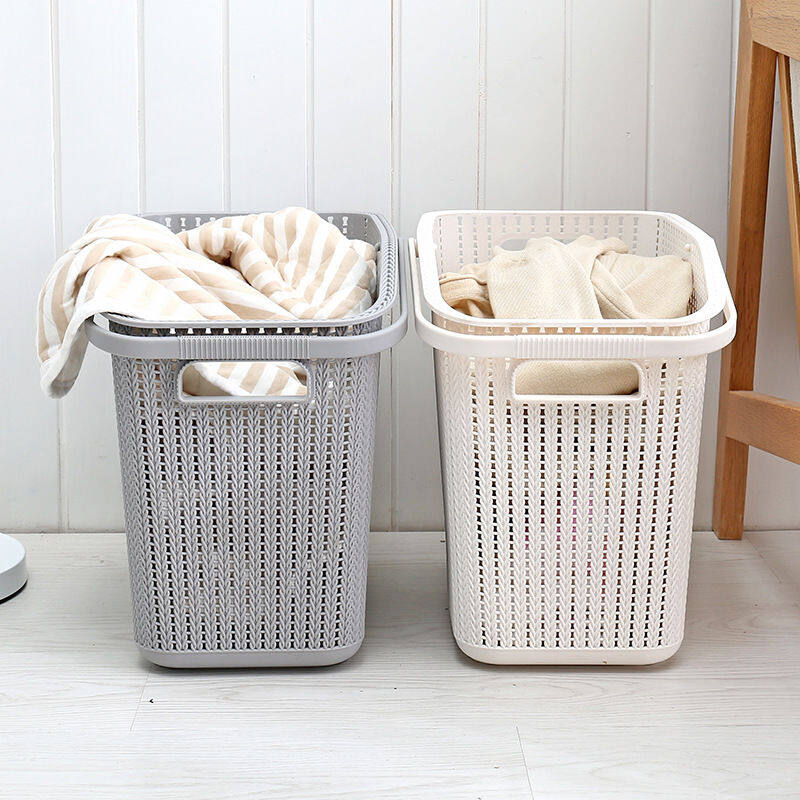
37, 209, 377, 398
439, 235, 692, 395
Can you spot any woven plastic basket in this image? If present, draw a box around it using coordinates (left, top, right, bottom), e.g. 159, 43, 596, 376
87, 212, 405, 667
409, 210, 735, 665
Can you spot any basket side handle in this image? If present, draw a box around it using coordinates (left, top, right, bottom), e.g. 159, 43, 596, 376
408, 237, 736, 359
84, 247, 408, 360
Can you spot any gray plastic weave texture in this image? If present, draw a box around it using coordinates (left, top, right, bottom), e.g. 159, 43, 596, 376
108, 212, 393, 668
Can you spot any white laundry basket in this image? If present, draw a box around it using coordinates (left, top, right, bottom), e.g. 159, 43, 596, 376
408, 211, 736, 665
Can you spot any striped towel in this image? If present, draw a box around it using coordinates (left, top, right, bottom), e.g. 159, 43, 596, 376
37, 208, 377, 399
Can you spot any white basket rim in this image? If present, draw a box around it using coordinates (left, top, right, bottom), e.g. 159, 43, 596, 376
416, 209, 727, 333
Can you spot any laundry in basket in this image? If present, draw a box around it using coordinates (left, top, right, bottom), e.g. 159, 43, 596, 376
438, 232, 694, 395
37, 208, 378, 399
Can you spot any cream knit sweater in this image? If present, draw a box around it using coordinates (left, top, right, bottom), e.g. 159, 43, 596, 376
438, 235, 693, 395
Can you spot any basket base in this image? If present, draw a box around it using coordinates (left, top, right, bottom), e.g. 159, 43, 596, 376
455, 638, 682, 666
138, 640, 363, 669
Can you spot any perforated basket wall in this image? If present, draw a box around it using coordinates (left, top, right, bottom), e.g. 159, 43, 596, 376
109, 212, 392, 668
424, 212, 712, 665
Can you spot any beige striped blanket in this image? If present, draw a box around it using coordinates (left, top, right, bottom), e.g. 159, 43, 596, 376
37, 208, 377, 399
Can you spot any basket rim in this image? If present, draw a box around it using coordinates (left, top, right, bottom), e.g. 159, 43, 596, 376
415, 209, 727, 333
102, 211, 397, 333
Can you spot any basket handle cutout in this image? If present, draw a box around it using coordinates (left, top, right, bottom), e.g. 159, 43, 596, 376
177, 361, 309, 405
510, 360, 645, 405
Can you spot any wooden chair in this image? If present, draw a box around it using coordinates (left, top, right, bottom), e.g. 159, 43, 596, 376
714, 0, 800, 539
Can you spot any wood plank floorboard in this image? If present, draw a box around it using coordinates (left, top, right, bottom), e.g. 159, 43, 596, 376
1, 531, 798, 799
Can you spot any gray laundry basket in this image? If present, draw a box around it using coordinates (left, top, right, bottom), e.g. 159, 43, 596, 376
86, 212, 405, 668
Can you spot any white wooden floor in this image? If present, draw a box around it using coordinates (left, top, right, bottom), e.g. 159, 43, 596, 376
2, 531, 799, 799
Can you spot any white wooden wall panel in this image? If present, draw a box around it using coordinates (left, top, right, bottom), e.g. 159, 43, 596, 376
4, 1, 800, 532
397, 0, 480, 235
313, 0, 391, 215
649, 0, 735, 530
314, 0, 393, 529
484, 1, 565, 208
58, 0, 139, 530
0, 3, 59, 530
143, 0, 224, 210
228, 1, 307, 210
649, 0, 733, 245
564, 0, 649, 208
395, 0, 480, 529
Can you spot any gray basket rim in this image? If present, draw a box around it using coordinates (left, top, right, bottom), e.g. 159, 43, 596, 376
102, 211, 397, 332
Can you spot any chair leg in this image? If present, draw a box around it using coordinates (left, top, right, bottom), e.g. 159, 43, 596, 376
713, 374, 751, 540
713, 10, 776, 540
778, 56, 800, 356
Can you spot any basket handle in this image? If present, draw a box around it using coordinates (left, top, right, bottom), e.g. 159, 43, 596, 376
508, 360, 648, 406
175, 361, 312, 405
406, 238, 736, 359
85, 249, 408, 360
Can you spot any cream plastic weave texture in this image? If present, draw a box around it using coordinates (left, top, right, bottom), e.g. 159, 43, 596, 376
415, 211, 732, 665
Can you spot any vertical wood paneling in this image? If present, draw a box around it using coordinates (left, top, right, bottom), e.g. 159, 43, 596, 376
564, 0, 649, 208
649, 0, 732, 245
58, 0, 139, 530
0, 3, 59, 530
314, 0, 391, 214
228, 1, 307, 210
484, 2, 566, 208
143, 0, 224, 210
398, 1, 480, 233
7, 0, 800, 533
395, 0, 480, 529
315, 0, 393, 529
649, 0, 735, 530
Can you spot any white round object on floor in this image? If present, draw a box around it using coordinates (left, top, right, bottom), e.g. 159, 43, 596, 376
0, 533, 27, 601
